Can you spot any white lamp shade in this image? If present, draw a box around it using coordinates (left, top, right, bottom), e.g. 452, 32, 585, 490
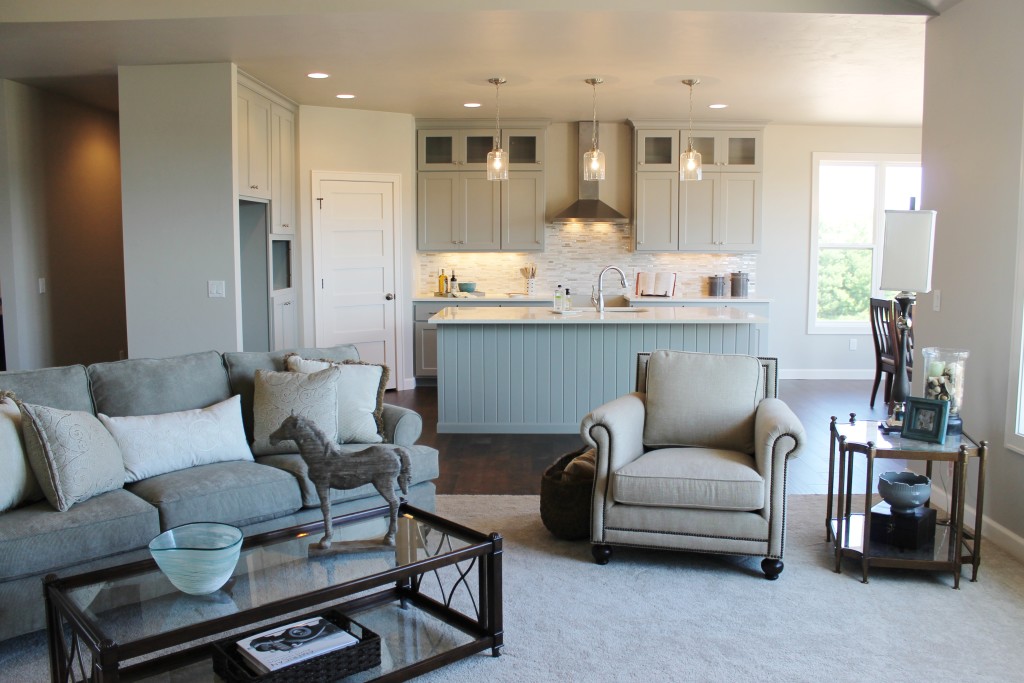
880, 209, 936, 293
583, 148, 605, 181
486, 148, 508, 180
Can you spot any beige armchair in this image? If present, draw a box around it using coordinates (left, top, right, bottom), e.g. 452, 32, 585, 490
581, 350, 805, 579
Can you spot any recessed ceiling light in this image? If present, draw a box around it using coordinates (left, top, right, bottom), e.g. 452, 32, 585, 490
307, 72, 330, 79
708, 103, 728, 109
336, 93, 356, 99
464, 102, 482, 108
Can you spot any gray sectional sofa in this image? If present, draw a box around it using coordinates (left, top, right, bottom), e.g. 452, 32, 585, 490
0, 345, 438, 641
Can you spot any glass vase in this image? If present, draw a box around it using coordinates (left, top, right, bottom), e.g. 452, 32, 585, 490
921, 347, 969, 434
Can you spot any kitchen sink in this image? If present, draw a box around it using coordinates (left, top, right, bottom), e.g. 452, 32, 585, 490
601, 307, 648, 313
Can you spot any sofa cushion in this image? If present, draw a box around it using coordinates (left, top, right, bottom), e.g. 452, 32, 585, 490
612, 447, 765, 511
252, 368, 340, 455
126, 461, 302, 530
0, 488, 160, 581
642, 350, 762, 453
285, 355, 387, 443
0, 365, 95, 413
100, 395, 253, 483
88, 350, 232, 417
257, 444, 440, 508
0, 396, 44, 512
222, 346, 361, 442
19, 402, 126, 512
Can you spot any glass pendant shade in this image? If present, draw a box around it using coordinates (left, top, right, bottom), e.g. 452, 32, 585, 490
584, 147, 606, 181
487, 147, 508, 180
681, 146, 702, 181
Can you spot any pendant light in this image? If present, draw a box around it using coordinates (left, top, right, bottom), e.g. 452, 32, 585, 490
487, 77, 508, 181
680, 78, 702, 181
583, 78, 606, 181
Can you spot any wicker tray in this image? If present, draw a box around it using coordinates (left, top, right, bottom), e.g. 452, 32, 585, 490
540, 446, 594, 541
212, 610, 380, 683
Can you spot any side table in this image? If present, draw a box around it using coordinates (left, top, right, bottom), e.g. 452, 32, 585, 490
826, 414, 987, 588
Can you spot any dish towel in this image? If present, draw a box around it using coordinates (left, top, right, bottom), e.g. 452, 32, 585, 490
635, 271, 677, 296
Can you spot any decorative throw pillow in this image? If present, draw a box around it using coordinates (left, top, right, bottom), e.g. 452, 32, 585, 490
18, 402, 126, 512
0, 395, 44, 512
99, 395, 253, 484
252, 367, 340, 455
285, 354, 388, 443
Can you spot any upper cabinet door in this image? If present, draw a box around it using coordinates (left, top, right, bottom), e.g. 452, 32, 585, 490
418, 129, 464, 171
635, 172, 679, 252
270, 104, 295, 234
237, 86, 271, 199
460, 174, 501, 249
635, 130, 679, 171
417, 172, 461, 250
502, 128, 545, 168
691, 130, 761, 172
501, 170, 545, 251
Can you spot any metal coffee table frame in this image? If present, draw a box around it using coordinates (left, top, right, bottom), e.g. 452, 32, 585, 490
826, 414, 987, 588
44, 503, 503, 682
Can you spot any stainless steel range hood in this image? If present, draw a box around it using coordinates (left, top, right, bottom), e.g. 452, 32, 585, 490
552, 122, 628, 225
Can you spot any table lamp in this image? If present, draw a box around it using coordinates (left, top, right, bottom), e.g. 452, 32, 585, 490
879, 209, 936, 429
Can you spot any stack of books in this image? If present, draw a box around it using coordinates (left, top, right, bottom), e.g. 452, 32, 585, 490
235, 615, 359, 675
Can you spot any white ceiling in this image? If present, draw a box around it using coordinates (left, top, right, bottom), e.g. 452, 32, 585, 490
0, 0, 951, 126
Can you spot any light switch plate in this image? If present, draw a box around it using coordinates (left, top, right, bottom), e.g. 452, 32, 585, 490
208, 280, 226, 298
932, 289, 941, 312
38, 277, 46, 294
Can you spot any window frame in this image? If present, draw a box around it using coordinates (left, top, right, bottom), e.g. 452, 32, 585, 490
1005, 158, 1024, 455
807, 152, 922, 335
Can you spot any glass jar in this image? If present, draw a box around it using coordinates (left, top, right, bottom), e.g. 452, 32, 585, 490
921, 347, 969, 432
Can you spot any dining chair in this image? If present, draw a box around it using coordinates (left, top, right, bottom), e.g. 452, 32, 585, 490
869, 297, 913, 408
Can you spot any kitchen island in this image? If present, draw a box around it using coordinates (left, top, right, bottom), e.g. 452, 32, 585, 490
431, 305, 768, 434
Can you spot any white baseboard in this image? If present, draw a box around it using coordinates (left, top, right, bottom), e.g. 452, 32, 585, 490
932, 483, 1024, 565
780, 369, 875, 380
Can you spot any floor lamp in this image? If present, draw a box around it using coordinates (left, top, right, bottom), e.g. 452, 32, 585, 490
879, 209, 936, 429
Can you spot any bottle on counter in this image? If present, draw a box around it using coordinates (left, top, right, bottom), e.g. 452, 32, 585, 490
554, 284, 564, 311
564, 288, 572, 311
438, 269, 448, 295
450, 270, 458, 294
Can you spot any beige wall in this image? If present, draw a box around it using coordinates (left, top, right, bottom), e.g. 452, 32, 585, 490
918, 0, 1024, 551
296, 105, 416, 382
0, 80, 126, 370
760, 124, 922, 375
119, 63, 240, 358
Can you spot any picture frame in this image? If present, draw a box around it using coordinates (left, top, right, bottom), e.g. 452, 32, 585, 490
902, 396, 950, 444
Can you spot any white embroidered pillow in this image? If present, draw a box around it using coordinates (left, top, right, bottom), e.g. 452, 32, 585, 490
0, 396, 44, 512
18, 402, 126, 512
252, 367, 340, 455
284, 355, 388, 444
99, 395, 253, 483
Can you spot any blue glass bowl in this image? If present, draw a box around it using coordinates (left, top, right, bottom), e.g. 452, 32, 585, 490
878, 471, 931, 514
148, 522, 243, 595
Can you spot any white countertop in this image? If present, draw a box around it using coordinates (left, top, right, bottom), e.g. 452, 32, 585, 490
624, 294, 772, 304
429, 305, 768, 325
414, 293, 552, 303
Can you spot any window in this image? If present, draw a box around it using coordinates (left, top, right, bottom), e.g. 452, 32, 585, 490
808, 153, 922, 334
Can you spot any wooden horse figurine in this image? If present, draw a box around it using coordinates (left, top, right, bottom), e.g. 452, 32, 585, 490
269, 414, 412, 550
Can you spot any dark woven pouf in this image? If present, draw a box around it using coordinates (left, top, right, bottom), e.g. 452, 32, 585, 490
540, 447, 594, 541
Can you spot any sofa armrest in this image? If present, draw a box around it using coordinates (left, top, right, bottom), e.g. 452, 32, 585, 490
753, 397, 805, 473
381, 403, 423, 446
581, 392, 648, 541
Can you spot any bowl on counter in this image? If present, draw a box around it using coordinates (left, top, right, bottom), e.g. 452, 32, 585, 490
458, 282, 477, 292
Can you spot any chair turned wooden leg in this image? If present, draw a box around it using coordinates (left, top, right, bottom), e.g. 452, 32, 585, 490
592, 544, 612, 565
761, 558, 784, 580
870, 368, 882, 408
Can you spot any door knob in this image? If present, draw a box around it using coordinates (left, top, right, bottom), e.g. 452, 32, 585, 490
385, 293, 395, 300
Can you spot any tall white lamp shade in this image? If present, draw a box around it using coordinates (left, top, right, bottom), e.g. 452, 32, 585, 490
880, 210, 936, 294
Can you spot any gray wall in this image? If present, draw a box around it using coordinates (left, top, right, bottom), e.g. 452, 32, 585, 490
918, 0, 1024, 550
0, 80, 126, 370
119, 63, 241, 358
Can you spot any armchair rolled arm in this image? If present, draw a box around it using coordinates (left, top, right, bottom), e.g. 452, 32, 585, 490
753, 397, 805, 476
381, 403, 423, 446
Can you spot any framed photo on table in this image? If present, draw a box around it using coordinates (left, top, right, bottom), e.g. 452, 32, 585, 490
903, 396, 950, 444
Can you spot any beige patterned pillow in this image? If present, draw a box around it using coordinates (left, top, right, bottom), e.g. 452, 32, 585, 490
0, 395, 44, 512
284, 355, 388, 443
252, 367, 340, 455
18, 402, 126, 512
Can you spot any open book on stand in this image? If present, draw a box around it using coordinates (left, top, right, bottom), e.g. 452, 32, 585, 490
236, 615, 359, 674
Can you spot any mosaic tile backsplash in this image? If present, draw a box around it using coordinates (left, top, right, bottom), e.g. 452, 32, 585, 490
415, 223, 758, 298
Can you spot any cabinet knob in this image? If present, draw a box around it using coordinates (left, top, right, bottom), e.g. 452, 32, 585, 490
385, 293, 395, 300
283, 301, 292, 306
281, 224, 289, 228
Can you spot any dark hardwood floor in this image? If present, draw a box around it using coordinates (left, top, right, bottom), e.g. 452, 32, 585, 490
386, 379, 891, 495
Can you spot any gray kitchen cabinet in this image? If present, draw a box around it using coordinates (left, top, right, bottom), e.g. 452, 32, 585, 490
688, 129, 762, 172
635, 129, 679, 171
237, 85, 271, 200
417, 121, 547, 252
634, 172, 679, 251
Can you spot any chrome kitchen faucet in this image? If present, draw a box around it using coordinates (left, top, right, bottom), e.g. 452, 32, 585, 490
592, 265, 628, 314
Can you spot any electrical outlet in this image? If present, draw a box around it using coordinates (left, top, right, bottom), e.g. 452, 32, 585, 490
849, 338, 858, 351
932, 288, 941, 311
38, 277, 46, 294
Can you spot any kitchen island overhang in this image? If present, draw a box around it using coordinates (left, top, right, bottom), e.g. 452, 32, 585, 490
431, 306, 768, 434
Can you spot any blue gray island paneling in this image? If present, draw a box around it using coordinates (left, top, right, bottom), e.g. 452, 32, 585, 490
432, 306, 768, 434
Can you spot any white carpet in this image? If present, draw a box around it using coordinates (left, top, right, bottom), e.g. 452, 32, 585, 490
2, 495, 1023, 682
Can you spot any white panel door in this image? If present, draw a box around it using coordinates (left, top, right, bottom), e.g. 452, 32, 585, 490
315, 179, 397, 388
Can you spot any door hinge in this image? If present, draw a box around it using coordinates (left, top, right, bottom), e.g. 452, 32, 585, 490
317, 197, 324, 209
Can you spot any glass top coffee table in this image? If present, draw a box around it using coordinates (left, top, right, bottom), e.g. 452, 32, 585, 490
45, 503, 502, 682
